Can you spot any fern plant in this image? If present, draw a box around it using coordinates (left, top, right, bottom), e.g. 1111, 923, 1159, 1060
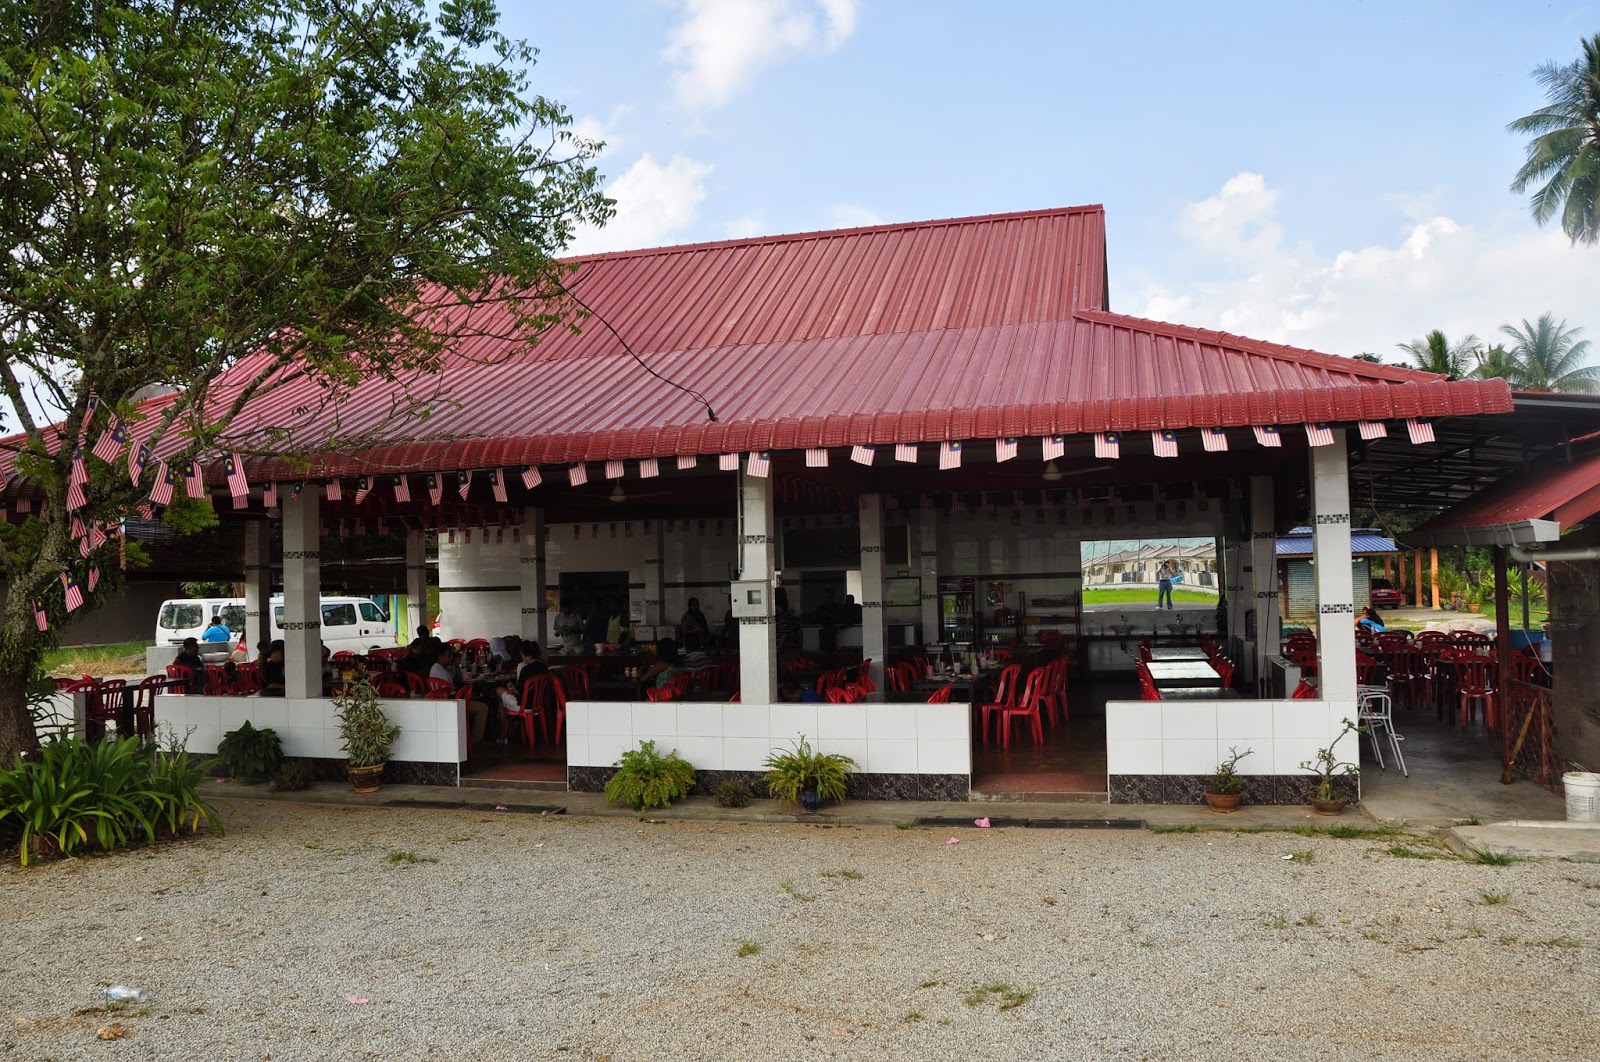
764, 736, 856, 806
214, 720, 284, 782
605, 740, 696, 810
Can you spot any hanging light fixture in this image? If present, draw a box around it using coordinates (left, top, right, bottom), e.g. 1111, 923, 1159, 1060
1042, 461, 1063, 482
609, 483, 627, 503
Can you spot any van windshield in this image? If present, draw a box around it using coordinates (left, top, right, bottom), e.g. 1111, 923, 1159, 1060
218, 605, 246, 632
159, 603, 204, 631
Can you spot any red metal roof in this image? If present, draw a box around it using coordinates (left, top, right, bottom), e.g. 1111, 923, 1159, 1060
1416, 448, 1600, 537
2, 203, 1513, 483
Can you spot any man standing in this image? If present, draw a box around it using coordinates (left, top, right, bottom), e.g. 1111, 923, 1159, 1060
1156, 561, 1175, 610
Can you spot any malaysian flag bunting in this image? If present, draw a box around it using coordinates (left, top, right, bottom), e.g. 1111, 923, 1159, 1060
635, 458, 656, 479
355, 476, 373, 504
150, 461, 174, 505
72, 516, 90, 558
87, 564, 100, 593
895, 442, 917, 463
491, 470, 507, 503
89, 521, 106, 551
70, 514, 86, 542
1042, 435, 1065, 461
324, 478, 342, 502
746, 451, 771, 478
62, 571, 83, 612
67, 447, 88, 510
457, 470, 473, 498
1153, 429, 1178, 458
1358, 420, 1387, 440
939, 441, 962, 469
1305, 423, 1335, 447
93, 415, 129, 463
521, 466, 541, 489
1093, 432, 1120, 459
677, 454, 697, 471
605, 460, 624, 480
225, 453, 249, 499
718, 453, 738, 471
34, 598, 48, 632
995, 438, 1018, 463
392, 476, 410, 503
1406, 418, 1435, 444
81, 393, 99, 440
1253, 425, 1282, 448
850, 445, 874, 466
136, 502, 154, 520
128, 442, 150, 486
429, 473, 444, 505
1201, 427, 1228, 452
289, 481, 302, 501
184, 460, 205, 499
569, 463, 588, 486
805, 448, 828, 467
263, 483, 278, 509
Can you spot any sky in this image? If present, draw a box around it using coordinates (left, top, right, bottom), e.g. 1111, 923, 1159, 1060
513, 0, 1600, 361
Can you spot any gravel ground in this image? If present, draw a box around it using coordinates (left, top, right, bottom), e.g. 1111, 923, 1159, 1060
3, 799, 1598, 1061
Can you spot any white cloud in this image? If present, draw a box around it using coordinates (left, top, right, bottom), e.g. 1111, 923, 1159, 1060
663, 0, 858, 110
565, 152, 713, 256
721, 213, 767, 239
824, 203, 883, 229
1126, 172, 1600, 360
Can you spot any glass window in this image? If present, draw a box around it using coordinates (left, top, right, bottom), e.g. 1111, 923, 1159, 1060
359, 601, 388, 623
219, 605, 246, 631
160, 603, 204, 630
273, 605, 284, 627
322, 603, 358, 627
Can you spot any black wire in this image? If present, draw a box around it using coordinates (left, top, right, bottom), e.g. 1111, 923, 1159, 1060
558, 275, 718, 422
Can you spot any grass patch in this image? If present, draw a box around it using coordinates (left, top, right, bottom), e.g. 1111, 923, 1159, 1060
1082, 588, 1215, 606
963, 983, 1034, 1011
1469, 847, 1520, 866
42, 639, 151, 678
1287, 850, 1315, 864
1235, 824, 1407, 840
1530, 936, 1582, 949
779, 880, 817, 902
917, 979, 943, 990
1478, 889, 1510, 905
895, 821, 918, 830
1564, 876, 1600, 890
904, 1012, 924, 1023
821, 868, 864, 880
1298, 912, 1321, 927
1386, 844, 1450, 860
386, 849, 438, 865
1148, 824, 1199, 834
736, 939, 761, 957
1265, 914, 1289, 930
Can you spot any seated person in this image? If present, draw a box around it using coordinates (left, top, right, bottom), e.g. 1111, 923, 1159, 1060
431, 647, 489, 746
397, 640, 433, 679
1356, 606, 1386, 633
201, 614, 232, 644
639, 639, 685, 689
173, 638, 207, 693
777, 682, 805, 703
498, 642, 552, 735
682, 635, 712, 671
259, 642, 286, 696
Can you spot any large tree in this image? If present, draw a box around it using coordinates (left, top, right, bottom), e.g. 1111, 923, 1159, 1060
1508, 33, 1600, 245
0, 0, 612, 762
1470, 344, 1526, 387
1396, 329, 1481, 377
1500, 313, 1599, 393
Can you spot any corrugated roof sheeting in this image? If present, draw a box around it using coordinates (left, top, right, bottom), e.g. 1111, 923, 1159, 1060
1277, 533, 1399, 556
1417, 449, 1600, 535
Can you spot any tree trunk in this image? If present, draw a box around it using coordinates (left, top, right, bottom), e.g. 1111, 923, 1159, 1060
0, 672, 41, 766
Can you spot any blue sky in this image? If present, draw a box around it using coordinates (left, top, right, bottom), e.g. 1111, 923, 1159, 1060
514, 0, 1600, 359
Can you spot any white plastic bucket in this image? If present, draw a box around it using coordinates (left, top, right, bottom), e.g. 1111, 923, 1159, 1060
1564, 772, 1600, 823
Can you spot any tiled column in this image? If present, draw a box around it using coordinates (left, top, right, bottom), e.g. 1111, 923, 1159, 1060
1249, 475, 1280, 692
281, 487, 322, 699
1310, 434, 1357, 703
405, 528, 428, 643
735, 470, 778, 703
243, 521, 271, 658
859, 494, 887, 695
519, 507, 547, 646
644, 521, 665, 630
919, 508, 939, 645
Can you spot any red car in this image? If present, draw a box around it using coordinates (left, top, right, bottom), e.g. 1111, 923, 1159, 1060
1369, 580, 1405, 608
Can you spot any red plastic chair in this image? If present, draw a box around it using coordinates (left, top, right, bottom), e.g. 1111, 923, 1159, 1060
999, 668, 1048, 749
424, 677, 457, 700
976, 664, 1022, 746
404, 671, 430, 695
855, 659, 876, 694
556, 666, 592, 700
1035, 657, 1068, 726
1288, 648, 1319, 679
164, 663, 194, 694
376, 679, 408, 698
204, 665, 233, 696
926, 683, 953, 704
234, 662, 263, 694
1445, 650, 1497, 728
131, 676, 165, 738
505, 676, 549, 747
1291, 678, 1318, 699
1136, 663, 1161, 701
825, 687, 853, 703
1211, 656, 1235, 690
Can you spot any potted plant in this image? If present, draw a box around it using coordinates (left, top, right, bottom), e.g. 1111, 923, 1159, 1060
334, 679, 400, 793
1202, 746, 1252, 812
1300, 718, 1363, 814
763, 735, 856, 811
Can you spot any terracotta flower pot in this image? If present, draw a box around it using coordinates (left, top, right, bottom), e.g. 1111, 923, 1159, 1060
348, 763, 385, 794
1308, 794, 1349, 815
1203, 791, 1242, 812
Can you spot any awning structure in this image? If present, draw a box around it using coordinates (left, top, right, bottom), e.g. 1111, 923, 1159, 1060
1409, 447, 1600, 547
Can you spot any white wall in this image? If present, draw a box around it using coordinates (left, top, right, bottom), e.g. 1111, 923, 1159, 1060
153, 694, 466, 768
1105, 698, 1356, 777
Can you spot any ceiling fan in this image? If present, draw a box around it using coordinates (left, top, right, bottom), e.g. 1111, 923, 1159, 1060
608, 483, 674, 503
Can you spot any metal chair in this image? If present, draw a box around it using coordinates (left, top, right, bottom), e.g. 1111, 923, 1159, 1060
1357, 684, 1407, 775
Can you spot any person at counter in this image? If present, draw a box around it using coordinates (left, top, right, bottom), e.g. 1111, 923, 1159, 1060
259, 641, 286, 697
583, 603, 610, 651
681, 597, 711, 641
431, 647, 489, 746
774, 590, 802, 659
201, 615, 232, 644
173, 638, 207, 694
640, 638, 686, 689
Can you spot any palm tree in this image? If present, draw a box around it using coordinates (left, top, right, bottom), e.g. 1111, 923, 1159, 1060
1471, 344, 1526, 386
1396, 330, 1481, 377
1508, 34, 1600, 245
1500, 313, 1600, 392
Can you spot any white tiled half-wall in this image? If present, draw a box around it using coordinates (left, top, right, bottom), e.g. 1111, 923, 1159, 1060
153, 695, 467, 768
1105, 699, 1358, 776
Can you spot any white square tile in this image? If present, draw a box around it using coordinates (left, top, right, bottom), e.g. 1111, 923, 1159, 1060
183, 723, 223, 755
1272, 702, 1332, 740
1229, 742, 1275, 774
240, 700, 288, 729
1273, 739, 1328, 777
630, 703, 675, 737
564, 733, 591, 767
915, 705, 970, 742
1162, 738, 1221, 775
816, 737, 867, 768
589, 734, 634, 767
817, 705, 867, 741
391, 730, 434, 762
1105, 702, 1159, 741
865, 704, 918, 741
676, 703, 724, 737
1161, 704, 1217, 741
721, 705, 771, 737
446, 725, 468, 764
863, 738, 918, 774
1217, 701, 1273, 737
585, 703, 632, 737
1106, 738, 1163, 774
669, 734, 724, 772
724, 736, 775, 772
918, 738, 971, 775
769, 705, 819, 744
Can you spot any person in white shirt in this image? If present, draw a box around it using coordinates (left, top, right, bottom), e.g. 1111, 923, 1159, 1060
431, 647, 489, 746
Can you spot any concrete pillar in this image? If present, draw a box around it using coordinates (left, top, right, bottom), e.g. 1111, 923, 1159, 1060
1249, 475, 1280, 691
735, 470, 778, 703
919, 508, 940, 646
1413, 549, 1424, 608
1310, 434, 1357, 703
859, 494, 887, 695
405, 528, 428, 643
644, 520, 665, 630
1494, 546, 1512, 696
1430, 549, 1441, 610
281, 487, 322, 699
519, 508, 548, 646
243, 521, 271, 658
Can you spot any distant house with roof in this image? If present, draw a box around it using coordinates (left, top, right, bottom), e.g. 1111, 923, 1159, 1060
1276, 527, 1399, 622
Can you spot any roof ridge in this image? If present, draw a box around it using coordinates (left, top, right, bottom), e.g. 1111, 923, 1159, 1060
559, 204, 1107, 264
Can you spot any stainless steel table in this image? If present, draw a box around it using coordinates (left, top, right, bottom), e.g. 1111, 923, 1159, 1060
1144, 661, 1222, 689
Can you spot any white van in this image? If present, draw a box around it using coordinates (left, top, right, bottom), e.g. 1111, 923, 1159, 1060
155, 595, 397, 655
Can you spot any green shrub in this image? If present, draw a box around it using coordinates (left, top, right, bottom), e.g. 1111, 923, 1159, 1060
214, 721, 284, 782
763, 736, 856, 806
716, 779, 753, 808
271, 758, 317, 792
605, 740, 696, 810
145, 748, 224, 837
334, 681, 400, 768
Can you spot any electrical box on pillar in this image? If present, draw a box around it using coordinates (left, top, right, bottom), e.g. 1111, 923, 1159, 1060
730, 580, 769, 618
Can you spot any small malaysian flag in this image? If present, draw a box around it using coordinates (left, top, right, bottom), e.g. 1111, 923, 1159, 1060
677, 454, 697, 471
61, 570, 83, 611
429, 473, 444, 505
850, 444, 874, 466
746, 451, 771, 478
70, 514, 86, 543
1153, 429, 1178, 458
455, 469, 473, 498
67, 448, 88, 510
263, 483, 278, 509
92, 415, 129, 463
1042, 435, 1065, 461
1305, 423, 1335, 447
639, 457, 659, 479
88, 522, 106, 550
805, 448, 828, 467
137, 502, 154, 520
995, 438, 1018, 463
1358, 420, 1388, 440
184, 460, 205, 499
87, 564, 100, 592
491, 469, 507, 502
939, 441, 962, 469
127, 442, 150, 486
1253, 425, 1282, 448
518, 466, 539, 489
895, 442, 917, 463
718, 453, 738, 471
325, 477, 343, 501
1093, 432, 1120, 459
225, 453, 249, 500
392, 475, 410, 503
605, 460, 624, 480
81, 393, 99, 439
150, 461, 174, 505
1406, 418, 1435, 444
355, 476, 372, 504
34, 598, 47, 632
1201, 427, 1229, 452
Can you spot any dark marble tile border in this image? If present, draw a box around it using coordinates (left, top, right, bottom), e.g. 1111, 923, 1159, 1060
567, 765, 970, 802
1109, 774, 1359, 806
197, 754, 458, 787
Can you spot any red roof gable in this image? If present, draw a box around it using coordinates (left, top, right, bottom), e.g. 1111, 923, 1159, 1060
1415, 447, 1600, 543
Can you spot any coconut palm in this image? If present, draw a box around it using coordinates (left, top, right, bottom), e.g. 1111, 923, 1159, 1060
1471, 344, 1526, 386
1508, 34, 1600, 245
1500, 314, 1599, 393
1396, 330, 1481, 377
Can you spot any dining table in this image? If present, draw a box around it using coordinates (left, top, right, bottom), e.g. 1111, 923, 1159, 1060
1144, 660, 1223, 689
1148, 647, 1211, 662
1158, 686, 1241, 700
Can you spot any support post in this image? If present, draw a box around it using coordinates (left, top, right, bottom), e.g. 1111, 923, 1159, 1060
519, 508, 548, 646
405, 529, 428, 643
243, 521, 271, 659
1310, 436, 1356, 703
1431, 549, 1441, 610
1494, 546, 1511, 703
1414, 549, 1424, 608
859, 495, 887, 695
918, 508, 939, 646
735, 471, 778, 704
281, 488, 322, 699
1249, 475, 1280, 691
